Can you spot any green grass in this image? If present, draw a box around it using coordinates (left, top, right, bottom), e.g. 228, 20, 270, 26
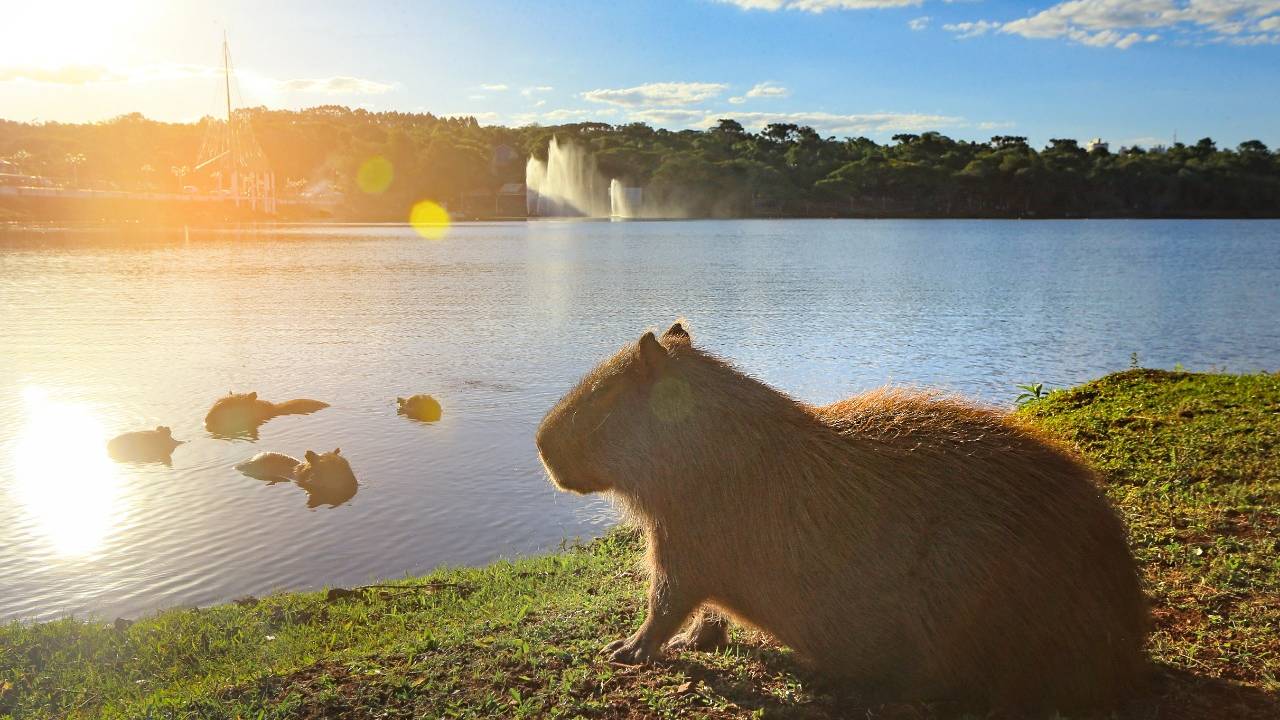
2, 369, 1278, 719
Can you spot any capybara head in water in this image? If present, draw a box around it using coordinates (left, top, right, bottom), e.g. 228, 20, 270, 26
296, 448, 358, 507
107, 425, 184, 463
537, 322, 695, 495
396, 394, 442, 422
204, 391, 271, 435
538, 322, 1147, 713
296, 448, 356, 488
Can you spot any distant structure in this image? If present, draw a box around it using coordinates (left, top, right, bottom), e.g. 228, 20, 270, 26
193, 34, 276, 214
1086, 138, 1110, 153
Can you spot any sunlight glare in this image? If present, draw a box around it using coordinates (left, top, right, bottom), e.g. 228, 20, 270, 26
2, 1, 145, 66
12, 388, 127, 557
409, 200, 451, 240
357, 156, 394, 194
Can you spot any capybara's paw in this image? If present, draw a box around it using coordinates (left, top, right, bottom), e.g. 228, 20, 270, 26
665, 628, 727, 653
601, 636, 658, 665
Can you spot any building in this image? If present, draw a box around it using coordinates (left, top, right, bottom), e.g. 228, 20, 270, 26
1086, 138, 1110, 153
496, 183, 526, 217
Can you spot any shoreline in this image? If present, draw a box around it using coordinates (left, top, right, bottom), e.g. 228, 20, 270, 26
3, 368, 1277, 718
5, 215, 1280, 233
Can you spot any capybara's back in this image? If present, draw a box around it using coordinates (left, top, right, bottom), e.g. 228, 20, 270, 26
797, 388, 1148, 710
537, 323, 1147, 713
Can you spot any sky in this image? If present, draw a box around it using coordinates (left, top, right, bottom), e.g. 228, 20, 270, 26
2, 0, 1279, 148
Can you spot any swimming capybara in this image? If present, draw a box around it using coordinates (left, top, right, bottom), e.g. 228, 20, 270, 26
396, 394, 442, 422
204, 392, 329, 437
535, 322, 1147, 713
235, 448, 357, 508
107, 426, 184, 463
234, 451, 303, 482
295, 448, 358, 508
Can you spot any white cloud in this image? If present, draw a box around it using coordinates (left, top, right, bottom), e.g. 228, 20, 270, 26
963, 0, 1280, 48
582, 81, 728, 107
629, 108, 719, 126
908, 15, 931, 30
746, 81, 790, 98
623, 108, 966, 134
943, 20, 1000, 37
0, 62, 396, 95
479, 83, 509, 91
279, 76, 396, 95
0, 65, 125, 84
441, 111, 502, 124
977, 120, 1016, 130
520, 85, 554, 96
510, 108, 620, 126
716, 0, 923, 11
709, 110, 964, 134
729, 81, 790, 104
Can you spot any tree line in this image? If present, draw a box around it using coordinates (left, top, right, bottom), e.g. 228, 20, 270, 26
2, 107, 1278, 219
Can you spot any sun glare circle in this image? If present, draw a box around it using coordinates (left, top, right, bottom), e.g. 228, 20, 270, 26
357, 156, 394, 194
409, 200, 451, 240
11, 388, 127, 557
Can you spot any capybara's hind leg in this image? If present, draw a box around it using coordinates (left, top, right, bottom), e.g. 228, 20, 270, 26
666, 607, 730, 652
602, 577, 699, 664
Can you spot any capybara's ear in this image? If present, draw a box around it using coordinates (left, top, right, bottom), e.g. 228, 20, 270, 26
638, 331, 668, 371
663, 321, 690, 343
333, 447, 341, 455
248, 391, 257, 400
157, 426, 170, 435
305, 450, 318, 463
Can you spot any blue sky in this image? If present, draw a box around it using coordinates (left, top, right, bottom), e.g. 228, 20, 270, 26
3, 0, 1279, 148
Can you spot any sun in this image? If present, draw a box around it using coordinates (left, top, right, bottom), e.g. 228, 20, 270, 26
11, 387, 129, 557
2, 0, 147, 67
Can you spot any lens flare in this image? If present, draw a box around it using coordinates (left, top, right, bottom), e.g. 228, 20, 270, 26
12, 388, 127, 557
409, 200, 451, 240
650, 376, 694, 423
357, 156, 394, 194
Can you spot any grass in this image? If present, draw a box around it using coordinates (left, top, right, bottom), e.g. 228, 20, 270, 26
2, 368, 1278, 719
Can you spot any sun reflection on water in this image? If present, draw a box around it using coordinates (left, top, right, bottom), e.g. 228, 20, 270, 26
11, 387, 127, 558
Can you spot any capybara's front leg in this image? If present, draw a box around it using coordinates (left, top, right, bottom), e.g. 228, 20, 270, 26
666, 607, 730, 653
603, 577, 697, 664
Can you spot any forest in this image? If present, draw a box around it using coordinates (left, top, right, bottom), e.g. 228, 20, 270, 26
2, 106, 1279, 220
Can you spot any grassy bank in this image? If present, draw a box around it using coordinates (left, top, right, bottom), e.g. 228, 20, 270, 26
2, 369, 1277, 719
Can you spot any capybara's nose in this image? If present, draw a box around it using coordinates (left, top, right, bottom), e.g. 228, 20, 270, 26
534, 425, 550, 457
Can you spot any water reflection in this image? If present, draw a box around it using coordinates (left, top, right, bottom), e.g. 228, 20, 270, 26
11, 387, 127, 557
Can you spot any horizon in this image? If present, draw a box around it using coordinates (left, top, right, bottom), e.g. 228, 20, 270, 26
3, 1, 1280, 148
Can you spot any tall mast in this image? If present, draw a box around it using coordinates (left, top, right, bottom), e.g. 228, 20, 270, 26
222, 32, 232, 126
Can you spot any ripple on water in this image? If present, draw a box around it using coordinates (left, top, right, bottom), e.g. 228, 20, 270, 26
2, 219, 1279, 621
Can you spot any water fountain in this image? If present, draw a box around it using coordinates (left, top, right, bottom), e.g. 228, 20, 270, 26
525, 137, 642, 218
609, 179, 643, 219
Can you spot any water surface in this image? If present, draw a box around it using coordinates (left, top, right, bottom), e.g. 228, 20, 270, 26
1, 219, 1277, 622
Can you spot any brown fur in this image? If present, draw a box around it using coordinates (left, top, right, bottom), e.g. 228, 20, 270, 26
536, 323, 1148, 713
396, 394, 443, 422
294, 448, 358, 508
204, 391, 329, 437
107, 425, 184, 463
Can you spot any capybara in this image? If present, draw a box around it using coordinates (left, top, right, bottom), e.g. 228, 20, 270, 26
107, 426, 184, 463
235, 448, 357, 508
396, 394, 442, 422
294, 448, 358, 508
535, 322, 1147, 713
234, 451, 303, 482
204, 391, 329, 437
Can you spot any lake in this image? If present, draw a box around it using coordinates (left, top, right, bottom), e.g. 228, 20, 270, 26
1, 219, 1278, 623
